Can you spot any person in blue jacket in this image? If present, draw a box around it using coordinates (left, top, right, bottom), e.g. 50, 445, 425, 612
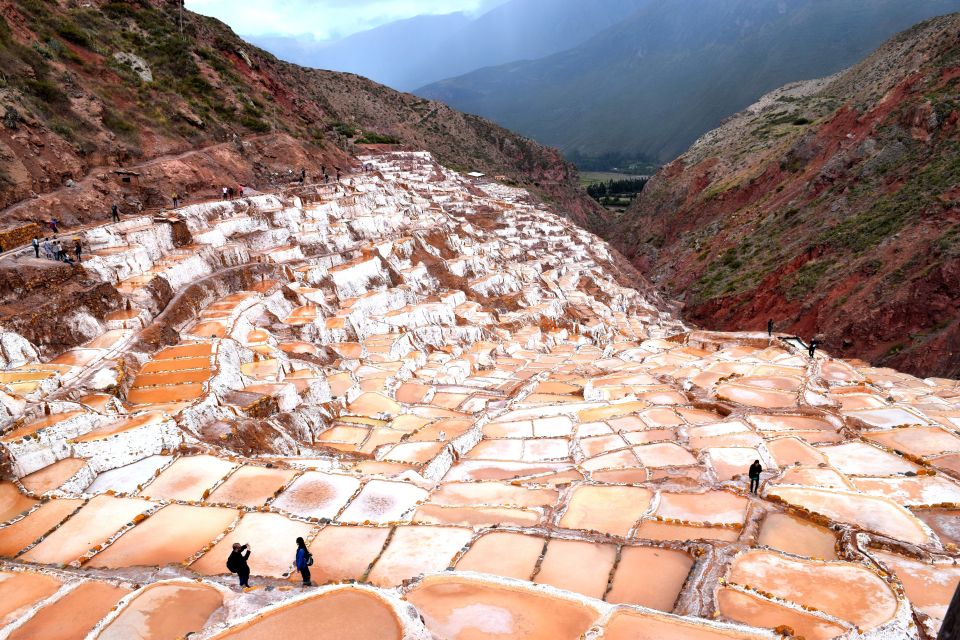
295, 536, 313, 587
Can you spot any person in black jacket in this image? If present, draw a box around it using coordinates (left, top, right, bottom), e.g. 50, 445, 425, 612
748, 460, 763, 494
227, 542, 252, 588
941, 582, 960, 639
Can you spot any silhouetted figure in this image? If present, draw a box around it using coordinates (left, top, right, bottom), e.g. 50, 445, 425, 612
111, 203, 120, 223
49, 219, 58, 233
808, 339, 820, 359
74, 238, 81, 263
227, 542, 251, 588
299, 167, 306, 184
767, 319, 774, 337
336, 169, 341, 183
748, 460, 762, 494
941, 582, 960, 639
32, 236, 39, 258
294, 536, 312, 586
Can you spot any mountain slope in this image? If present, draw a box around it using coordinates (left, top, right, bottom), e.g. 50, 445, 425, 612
256, 0, 650, 91
418, 0, 960, 166
0, 0, 599, 229
613, 14, 960, 378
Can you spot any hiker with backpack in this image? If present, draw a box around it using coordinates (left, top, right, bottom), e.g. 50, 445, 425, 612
294, 536, 313, 587
227, 542, 252, 589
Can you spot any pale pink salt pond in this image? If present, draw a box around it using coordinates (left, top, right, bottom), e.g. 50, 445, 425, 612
820, 442, 919, 475
192, 512, 313, 578
94, 581, 223, 640
307, 526, 390, 583
716, 383, 796, 409
873, 549, 960, 623
707, 447, 768, 482
20, 458, 87, 494
606, 546, 693, 611
140, 455, 237, 501
210, 589, 403, 640
455, 531, 544, 579
338, 479, 428, 524
21, 495, 153, 564
559, 485, 653, 536
272, 471, 361, 520
88, 503, 237, 568
717, 587, 847, 640
866, 426, 960, 458
367, 525, 473, 586
727, 550, 898, 631
405, 575, 599, 640
602, 608, 769, 639
633, 520, 740, 542
534, 538, 616, 599
767, 486, 930, 544
757, 513, 837, 559
765, 436, 825, 467
429, 481, 558, 508
656, 491, 748, 525
632, 442, 697, 467
207, 466, 296, 507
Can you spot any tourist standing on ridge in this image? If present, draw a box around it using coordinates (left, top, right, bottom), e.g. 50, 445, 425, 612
32, 236, 39, 258
49, 218, 58, 233
294, 537, 313, 587
767, 319, 774, 337
748, 460, 762, 494
53, 238, 63, 261
74, 238, 82, 263
227, 542, 252, 589
222, 186, 229, 200
42, 237, 53, 260
808, 339, 820, 359
299, 167, 306, 184
111, 203, 120, 223
172, 192, 180, 208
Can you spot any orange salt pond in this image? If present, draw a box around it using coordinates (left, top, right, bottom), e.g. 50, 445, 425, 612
764, 437, 825, 467
88, 503, 237, 568
600, 608, 769, 640
405, 575, 599, 640
0, 570, 63, 626
768, 486, 930, 544
94, 581, 223, 640
534, 538, 616, 599
715, 384, 796, 409
414, 504, 539, 527
209, 589, 403, 640
0, 498, 83, 557
865, 426, 960, 458
633, 520, 741, 542
455, 531, 545, 579
2, 411, 85, 442
191, 512, 315, 578
727, 550, 898, 630
757, 513, 837, 559
140, 455, 237, 501
308, 526, 391, 582
716, 588, 847, 640
873, 549, 960, 623
606, 546, 693, 611
207, 466, 296, 507
0, 481, 38, 520
559, 485, 653, 536
20, 458, 88, 494
656, 491, 748, 526
9, 580, 131, 640
21, 495, 153, 564
367, 526, 473, 586
430, 481, 558, 508
632, 442, 697, 467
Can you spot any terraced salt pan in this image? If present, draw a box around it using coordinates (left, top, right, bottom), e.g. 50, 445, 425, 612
367, 526, 473, 586
865, 426, 960, 457
845, 407, 929, 428
20, 458, 88, 494
405, 575, 599, 640
414, 504, 540, 527
338, 479, 428, 524
606, 546, 694, 611
601, 608, 770, 639
656, 491, 748, 525
853, 475, 960, 505
716, 588, 847, 640
768, 486, 931, 544
271, 471, 361, 520
21, 495, 154, 564
872, 549, 960, 623
139, 455, 237, 501
207, 466, 297, 507
84, 455, 172, 494
455, 531, 545, 580
559, 485, 653, 536
707, 448, 768, 482
191, 512, 316, 578
771, 466, 853, 490
429, 481, 558, 508
0, 570, 63, 627
632, 442, 697, 467
307, 526, 391, 583
633, 520, 741, 542
8, 580, 131, 640
728, 550, 898, 629
0, 482, 38, 521
534, 538, 616, 599
0, 498, 83, 556
819, 442, 919, 475
210, 589, 404, 640
88, 503, 237, 568
94, 581, 223, 640
757, 513, 837, 559
745, 414, 835, 433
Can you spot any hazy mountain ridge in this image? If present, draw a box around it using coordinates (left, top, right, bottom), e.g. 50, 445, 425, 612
611, 13, 960, 377
418, 0, 960, 167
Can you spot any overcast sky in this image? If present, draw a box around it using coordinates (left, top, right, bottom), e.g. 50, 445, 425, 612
186, 0, 508, 41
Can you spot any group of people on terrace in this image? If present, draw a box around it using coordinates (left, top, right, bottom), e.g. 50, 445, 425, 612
227, 538, 313, 590
31, 234, 81, 264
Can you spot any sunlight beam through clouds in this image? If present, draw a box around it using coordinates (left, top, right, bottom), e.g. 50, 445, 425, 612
185, 0, 505, 40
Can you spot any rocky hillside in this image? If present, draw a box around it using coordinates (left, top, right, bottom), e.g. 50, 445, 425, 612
0, 0, 599, 229
614, 14, 960, 378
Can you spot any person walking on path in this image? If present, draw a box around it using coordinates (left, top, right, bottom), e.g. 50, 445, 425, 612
111, 204, 120, 223
808, 338, 819, 359
227, 542, 252, 589
42, 237, 53, 260
32, 236, 40, 258
172, 192, 180, 208
294, 537, 313, 587
73, 238, 82, 263
748, 460, 762, 494
767, 319, 774, 338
